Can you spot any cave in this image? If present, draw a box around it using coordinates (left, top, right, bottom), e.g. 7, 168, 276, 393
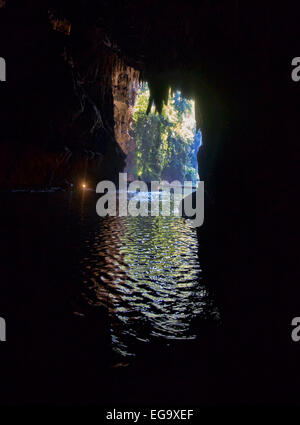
0, 0, 299, 407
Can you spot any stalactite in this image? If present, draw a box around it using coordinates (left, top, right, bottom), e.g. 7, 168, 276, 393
48, 9, 71, 35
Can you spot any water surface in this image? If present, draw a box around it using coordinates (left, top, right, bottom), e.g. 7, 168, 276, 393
80, 191, 218, 357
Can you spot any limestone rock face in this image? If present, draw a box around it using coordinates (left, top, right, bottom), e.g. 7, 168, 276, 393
0, 2, 127, 189
112, 65, 139, 155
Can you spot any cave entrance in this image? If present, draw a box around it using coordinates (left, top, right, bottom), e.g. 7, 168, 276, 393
97, 80, 217, 359
127, 83, 201, 185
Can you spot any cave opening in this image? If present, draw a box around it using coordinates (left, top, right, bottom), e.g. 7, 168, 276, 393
127, 83, 201, 186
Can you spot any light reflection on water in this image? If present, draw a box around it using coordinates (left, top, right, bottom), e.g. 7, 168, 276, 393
81, 192, 218, 357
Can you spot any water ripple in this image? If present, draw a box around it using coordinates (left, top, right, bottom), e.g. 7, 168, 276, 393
80, 194, 218, 357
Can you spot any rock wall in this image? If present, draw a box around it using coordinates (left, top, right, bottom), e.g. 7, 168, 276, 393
112, 64, 139, 156
0, 2, 128, 189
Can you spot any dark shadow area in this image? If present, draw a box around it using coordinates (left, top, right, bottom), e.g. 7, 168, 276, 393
0, 189, 296, 405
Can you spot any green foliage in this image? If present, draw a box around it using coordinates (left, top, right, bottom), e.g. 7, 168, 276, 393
132, 84, 198, 182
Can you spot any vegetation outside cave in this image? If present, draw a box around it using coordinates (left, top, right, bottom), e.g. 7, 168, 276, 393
129, 84, 201, 184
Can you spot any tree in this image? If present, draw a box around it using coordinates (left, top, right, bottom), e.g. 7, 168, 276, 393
132, 84, 199, 183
